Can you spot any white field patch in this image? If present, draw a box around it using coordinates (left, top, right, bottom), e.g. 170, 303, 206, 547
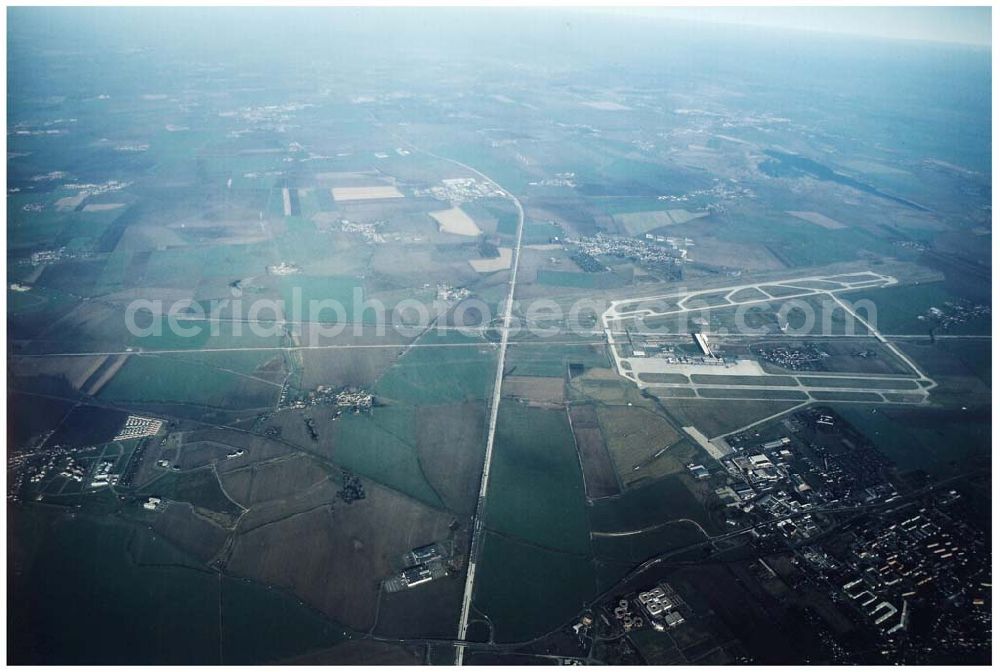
714, 133, 752, 145
787, 211, 848, 230
469, 247, 513, 273
583, 100, 632, 111
82, 203, 125, 212
282, 187, 292, 216
430, 206, 481, 237
55, 192, 88, 211
315, 171, 374, 181
330, 185, 405, 202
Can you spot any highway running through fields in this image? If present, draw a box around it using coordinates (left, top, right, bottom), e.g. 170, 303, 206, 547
438, 160, 526, 666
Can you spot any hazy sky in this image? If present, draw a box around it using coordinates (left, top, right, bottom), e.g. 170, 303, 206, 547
625, 6, 991, 47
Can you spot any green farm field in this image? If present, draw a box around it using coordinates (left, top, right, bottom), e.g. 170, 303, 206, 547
483, 402, 591, 553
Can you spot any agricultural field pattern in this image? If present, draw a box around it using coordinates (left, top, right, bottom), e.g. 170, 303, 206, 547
6, 7, 992, 667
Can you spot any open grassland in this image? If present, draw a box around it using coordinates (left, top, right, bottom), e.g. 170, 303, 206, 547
259, 409, 342, 459
281, 640, 421, 665
569, 405, 620, 499
127, 318, 284, 352
683, 290, 733, 307
169, 429, 296, 475
809, 391, 884, 402
298, 330, 412, 389
165, 439, 246, 472
637, 372, 690, 384
10, 512, 220, 664
7, 393, 77, 449
146, 501, 232, 562
665, 561, 825, 664
796, 376, 920, 390
568, 367, 651, 405
227, 483, 454, 632
640, 294, 868, 336
472, 531, 596, 643
98, 354, 278, 411
37, 404, 127, 448
596, 405, 692, 488
653, 387, 699, 398
332, 406, 444, 509
220, 453, 333, 508
761, 283, 821, 297
506, 342, 609, 378
484, 402, 591, 554
271, 230, 372, 278
689, 373, 798, 386
843, 281, 990, 335
8, 285, 80, 342
220, 576, 349, 664
374, 331, 495, 405
686, 236, 786, 271
278, 276, 362, 322
535, 268, 631, 289
656, 398, 803, 438
895, 338, 991, 391
374, 572, 466, 639
227, 477, 340, 535
519, 219, 562, 244
695, 388, 809, 400
152, 350, 283, 381
501, 375, 566, 404
10, 509, 346, 665
786, 210, 848, 229
414, 402, 487, 516
678, 211, 899, 268
591, 519, 708, 565
837, 405, 990, 479
144, 468, 244, 519
588, 473, 721, 536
